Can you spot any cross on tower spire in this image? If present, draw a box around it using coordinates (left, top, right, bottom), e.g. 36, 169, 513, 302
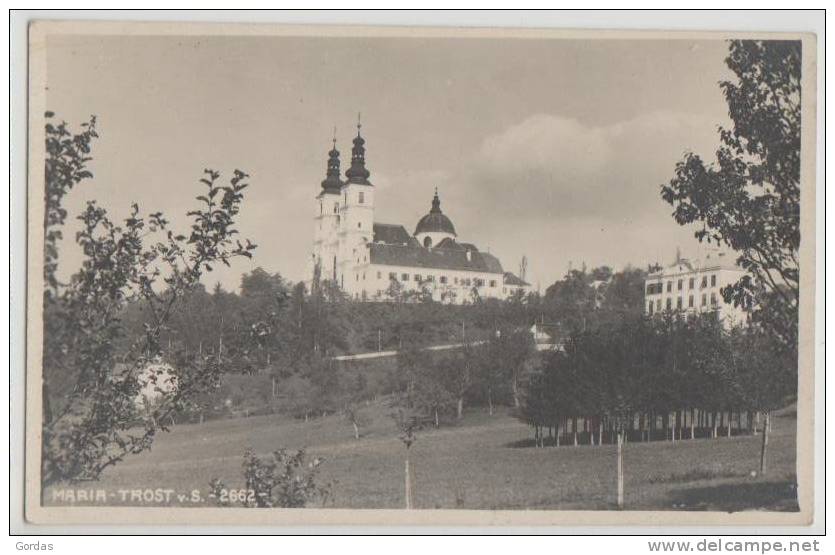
320, 126, 343, 194
346, 112, 371, 185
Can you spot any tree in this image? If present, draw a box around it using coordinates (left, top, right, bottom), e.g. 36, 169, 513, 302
305, 355, 341, 417
730, 327, 797, 474
446, 345, 476, 420
41, 113, 255, 487
386, 276, 403, 303
477, 329, 533, 412
392, 409, 418, 509
661, 40, 801, 351
599, 266, 647, 319
343, 372, 371, 439
544, 266, 597, 332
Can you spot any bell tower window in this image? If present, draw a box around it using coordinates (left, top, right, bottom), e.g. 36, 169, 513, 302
423, 236, 432, 248
359, 192, 365, 204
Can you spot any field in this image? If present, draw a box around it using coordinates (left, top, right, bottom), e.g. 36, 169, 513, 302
46, 400, 799, 512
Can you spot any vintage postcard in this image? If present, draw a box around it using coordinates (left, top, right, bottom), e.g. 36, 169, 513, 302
24, 20, 817, 527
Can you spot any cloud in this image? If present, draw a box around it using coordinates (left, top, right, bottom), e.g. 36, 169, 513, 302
461, 111, 721, 225
441, 111, 727, 286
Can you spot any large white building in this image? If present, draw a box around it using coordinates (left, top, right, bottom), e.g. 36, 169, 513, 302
644, 251, 749, 327
310, 122, 530, 303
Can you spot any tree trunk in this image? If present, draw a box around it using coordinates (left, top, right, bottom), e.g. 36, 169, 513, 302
599, 416, 604, 445
649, 411, 655, 441
434, 408, 439, 428
271, 376, 277, 399
352, 420, 360, 440
617, 430, 624, 509
487, 387, 494, 416
690, 408, 695, 439
759, 412, 770, 475
405, 449, 413, 509
727, 410, 732, 438
511, 374, 520, 408
671, 411, 677, 444
457, 397, 464, 420
573, 417, 578, 446
713, 411, 718, 438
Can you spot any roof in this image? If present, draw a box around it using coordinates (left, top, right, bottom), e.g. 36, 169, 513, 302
414, 212, 457, 236
648, 253, 744, 279
436, 237, 462, 250
369, 242, 504, 274
414, 191, 457, 236
373, 223, 415, 246
503, 272, 530, 287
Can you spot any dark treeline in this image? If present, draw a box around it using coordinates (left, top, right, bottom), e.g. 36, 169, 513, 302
75, 261, 646, 425
517, 314, 796, 460
115, 261, 648, 368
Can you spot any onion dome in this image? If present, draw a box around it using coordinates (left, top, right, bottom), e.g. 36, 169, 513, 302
414, 190, 457, 236
345, 114, 371, 185
320, 133, 343, 195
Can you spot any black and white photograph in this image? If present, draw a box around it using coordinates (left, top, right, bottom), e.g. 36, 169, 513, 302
18, 16, 819, 529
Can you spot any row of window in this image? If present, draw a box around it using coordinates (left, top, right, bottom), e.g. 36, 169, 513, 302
646, 292, 718, 314
646, 274, 717, 295
349, 268, 498, 289
383, 271, 497, 288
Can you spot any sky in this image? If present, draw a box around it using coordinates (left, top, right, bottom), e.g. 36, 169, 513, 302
45, 33, 734, 292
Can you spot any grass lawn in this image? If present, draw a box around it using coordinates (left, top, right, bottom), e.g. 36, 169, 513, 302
46, 401, 798, 511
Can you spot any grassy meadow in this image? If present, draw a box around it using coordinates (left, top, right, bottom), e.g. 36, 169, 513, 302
46, 399, 798, 512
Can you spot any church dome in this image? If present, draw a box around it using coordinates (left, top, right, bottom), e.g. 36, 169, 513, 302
414, 190, 457, 237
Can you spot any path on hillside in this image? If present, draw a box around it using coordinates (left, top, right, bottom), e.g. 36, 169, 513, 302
330, 340, 487, 361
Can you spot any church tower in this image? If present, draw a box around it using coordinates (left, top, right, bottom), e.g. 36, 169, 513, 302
311, 132, 343, 284
337, 115, 375, 294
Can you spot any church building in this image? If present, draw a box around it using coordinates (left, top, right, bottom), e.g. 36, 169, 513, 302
309, 120, 530, 304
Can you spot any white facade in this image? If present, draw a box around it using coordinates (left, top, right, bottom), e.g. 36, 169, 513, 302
310, 125, 530, 304
349, 262, 507, 303
644, 251, 749, 328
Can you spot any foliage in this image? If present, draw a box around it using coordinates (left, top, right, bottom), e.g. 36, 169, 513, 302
661, 40, 801, 350
41, 113, 255, 486
472, 328, 535, 410
395, 345, 457, 424
543, 264, 647, 333
43, 112, 98, 293
209, 448, 328, 508
518, 313, 796, 434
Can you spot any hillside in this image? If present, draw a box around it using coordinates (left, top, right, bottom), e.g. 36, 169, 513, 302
45, 400, 798, 511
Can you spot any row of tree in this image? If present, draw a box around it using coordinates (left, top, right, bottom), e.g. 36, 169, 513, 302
517, 313, 796, 470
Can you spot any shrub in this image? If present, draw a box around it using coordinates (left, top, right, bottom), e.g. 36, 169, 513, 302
209, 448, 329, 508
